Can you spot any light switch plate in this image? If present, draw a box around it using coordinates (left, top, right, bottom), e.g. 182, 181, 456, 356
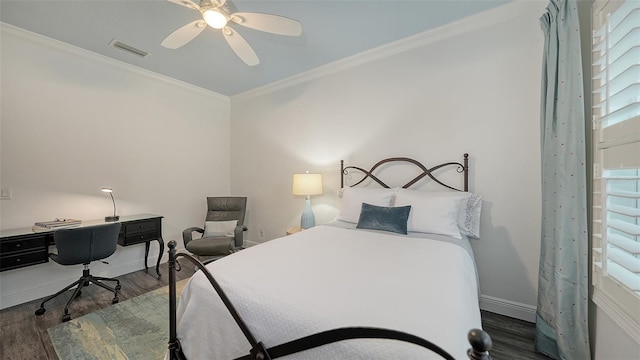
1, 188, 12, 200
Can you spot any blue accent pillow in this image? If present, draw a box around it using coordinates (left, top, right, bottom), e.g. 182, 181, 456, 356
356, 203, 411, 235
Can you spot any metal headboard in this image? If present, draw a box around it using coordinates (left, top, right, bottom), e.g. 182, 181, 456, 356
341, 153, 469, 192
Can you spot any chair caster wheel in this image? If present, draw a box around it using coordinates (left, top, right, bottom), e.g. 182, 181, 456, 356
115, 285, 121, 291
35, 308, 46, 316
112, 297, 119, 304
62, 314, 71, 322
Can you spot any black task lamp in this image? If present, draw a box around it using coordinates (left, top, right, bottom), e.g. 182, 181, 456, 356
101, 187, 120, 222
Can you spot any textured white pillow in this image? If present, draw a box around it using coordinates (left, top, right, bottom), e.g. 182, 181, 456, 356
204, 220, 237, 237
394, 189, 463, 239
457, 193, 482, 238
337, 187, 396, 223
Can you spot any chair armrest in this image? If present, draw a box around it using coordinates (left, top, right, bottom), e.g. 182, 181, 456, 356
182, 227, 204, 247
233, 225, 248, 248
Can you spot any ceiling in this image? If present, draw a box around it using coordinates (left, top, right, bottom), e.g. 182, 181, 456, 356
1, 0, 509, 96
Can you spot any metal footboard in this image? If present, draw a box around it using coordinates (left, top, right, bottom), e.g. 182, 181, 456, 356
167, 241, 492, 360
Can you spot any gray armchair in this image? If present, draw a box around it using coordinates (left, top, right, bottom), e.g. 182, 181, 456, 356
183, 197, 247, 261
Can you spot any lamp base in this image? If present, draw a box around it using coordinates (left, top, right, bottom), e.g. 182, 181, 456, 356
300, 197, 315, 229
105, 215, 120, 222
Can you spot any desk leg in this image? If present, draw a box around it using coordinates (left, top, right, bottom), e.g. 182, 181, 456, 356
143, 239, 164, 277
155, 236, 164, 277
144, 241, 150, 270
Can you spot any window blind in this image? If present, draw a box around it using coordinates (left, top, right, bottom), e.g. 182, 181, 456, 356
591, 0, 640, 335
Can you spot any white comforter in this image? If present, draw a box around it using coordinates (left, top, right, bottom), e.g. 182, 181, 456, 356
174, 225, 481, 360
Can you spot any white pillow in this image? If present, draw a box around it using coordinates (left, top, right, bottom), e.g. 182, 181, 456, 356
337, 187, 396, 223
427, 191, 482, 238
204, 220, 237, 237
394, 189, 463, 239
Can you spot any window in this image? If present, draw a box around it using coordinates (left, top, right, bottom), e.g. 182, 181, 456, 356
591, 0, 640, 338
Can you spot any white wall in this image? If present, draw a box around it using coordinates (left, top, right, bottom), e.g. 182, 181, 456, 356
0, 24, 231, 309
593, 308, 640, 360
230, 1, 547, 321
594, 307, 640, 360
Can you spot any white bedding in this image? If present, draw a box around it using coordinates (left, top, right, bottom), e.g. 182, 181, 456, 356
174, 225, 481, 359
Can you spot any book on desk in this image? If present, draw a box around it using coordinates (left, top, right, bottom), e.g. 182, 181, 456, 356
32, 219, 82, 232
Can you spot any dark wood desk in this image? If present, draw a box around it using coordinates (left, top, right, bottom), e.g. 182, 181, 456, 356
0, 214, 164, 277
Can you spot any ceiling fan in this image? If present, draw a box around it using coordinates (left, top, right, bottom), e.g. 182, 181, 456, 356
162, 0, 302, 66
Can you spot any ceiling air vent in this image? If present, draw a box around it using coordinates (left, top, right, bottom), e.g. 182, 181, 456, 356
109, 39, 150, 58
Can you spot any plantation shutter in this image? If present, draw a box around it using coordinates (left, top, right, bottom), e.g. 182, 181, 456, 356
592, 0, 640, 310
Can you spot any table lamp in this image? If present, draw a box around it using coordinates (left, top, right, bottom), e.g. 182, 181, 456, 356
292, 172, 323, 229
101, 187, 120, 222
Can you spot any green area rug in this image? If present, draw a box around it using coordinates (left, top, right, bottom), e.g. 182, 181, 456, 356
48, 279, 188, 360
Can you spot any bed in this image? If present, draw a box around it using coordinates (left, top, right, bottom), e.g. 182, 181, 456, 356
167, 154, 491, 359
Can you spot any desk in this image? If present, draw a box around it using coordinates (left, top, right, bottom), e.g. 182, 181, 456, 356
0, 214, 164, 277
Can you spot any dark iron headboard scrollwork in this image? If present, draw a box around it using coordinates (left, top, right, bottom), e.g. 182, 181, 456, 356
341, 153, 469, 192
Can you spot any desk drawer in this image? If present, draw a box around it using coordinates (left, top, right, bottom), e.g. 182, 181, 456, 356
125, 220, 157, 235
0, 250, 48, 271
0, 235, 48, 254
120, 230, 159, 246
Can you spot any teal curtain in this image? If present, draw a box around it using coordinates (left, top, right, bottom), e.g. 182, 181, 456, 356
536, 0, 590, 359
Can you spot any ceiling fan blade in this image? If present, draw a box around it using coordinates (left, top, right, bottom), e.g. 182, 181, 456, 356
161, 20, 207, 49
230, 12, 302, 36
209, 0, 227, 7
166, 0, 200, 11
222, 27, 260, 66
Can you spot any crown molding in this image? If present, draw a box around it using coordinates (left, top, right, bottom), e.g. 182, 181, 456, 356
0, 22, 230, 102
232, 0, 546, 102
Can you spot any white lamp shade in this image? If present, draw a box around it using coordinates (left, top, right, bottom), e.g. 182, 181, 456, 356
292, 173, 323, 196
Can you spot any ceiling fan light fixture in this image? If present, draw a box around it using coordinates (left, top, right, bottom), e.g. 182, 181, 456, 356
164, 0, 302, 66
203, 9, 227, 29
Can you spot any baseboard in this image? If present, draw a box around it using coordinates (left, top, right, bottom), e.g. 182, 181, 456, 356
244, 240, 260, 247
0, 257, 155, 310
480, 294, 537, 323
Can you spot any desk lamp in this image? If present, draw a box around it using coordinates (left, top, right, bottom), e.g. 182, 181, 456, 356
101, 188, 120, 222
292, 172, 323, 229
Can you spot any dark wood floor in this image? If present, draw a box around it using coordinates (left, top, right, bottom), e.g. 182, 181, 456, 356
481, 310, 550, 360
0, 262, 196, 360
1, 262, 549, 360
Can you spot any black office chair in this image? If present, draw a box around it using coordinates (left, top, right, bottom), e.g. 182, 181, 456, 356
35, 222, 122, 322
183, 197, 247, 263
